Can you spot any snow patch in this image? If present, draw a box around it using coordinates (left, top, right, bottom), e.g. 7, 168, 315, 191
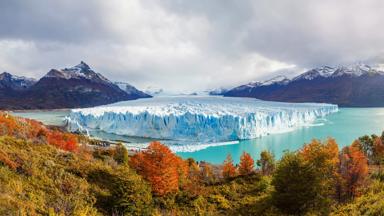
44, 61, 111, 83
261, 75, 290, 86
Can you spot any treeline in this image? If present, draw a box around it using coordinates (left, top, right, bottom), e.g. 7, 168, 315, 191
128, 138, 371, 215
1, 113, 384, 215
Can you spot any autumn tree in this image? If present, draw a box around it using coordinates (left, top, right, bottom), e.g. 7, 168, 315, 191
239, 152, 254, 175
183, 158, 203, 195
354, 134, 384, 165
200, 162, 216, 184
381, 131, 384, 143
357, 134, 377, 161
272, 152, 323, 214
186, 158, 200, 183
257, 151, 275, 175
372, 137, 384, 165
129, 141, 187, 196
273, 139, 341, 214
222, 154, 236, 179
300, 139, 340, 199
338, 145, 368, 201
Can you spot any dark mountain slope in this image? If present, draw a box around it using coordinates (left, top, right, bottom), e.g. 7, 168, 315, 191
0, 62, 150, 109
224, 64, 384, 107
0, 72, 36, 91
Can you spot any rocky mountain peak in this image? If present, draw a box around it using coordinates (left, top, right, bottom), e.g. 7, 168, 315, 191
74, 61, 91, 71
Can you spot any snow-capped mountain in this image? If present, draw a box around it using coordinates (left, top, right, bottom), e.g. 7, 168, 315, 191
44, 61, 111, 84
115, 81, 151, 98
45, 61, 109, 82
0, 62, 150, 109
293, 63, 384, 81
260, 75, 290, 86
224, 63, 384, 107
225, 81, 262, 94
0, 72, 36, 90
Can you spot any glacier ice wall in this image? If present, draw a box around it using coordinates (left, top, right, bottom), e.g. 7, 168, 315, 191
66, 96, 338, 142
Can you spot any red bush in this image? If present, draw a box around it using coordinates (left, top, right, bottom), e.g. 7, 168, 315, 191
0, 112, 78, 152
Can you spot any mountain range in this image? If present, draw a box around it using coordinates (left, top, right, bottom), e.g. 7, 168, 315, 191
222, 63, 384, 107
2, 62, 384, 109
0, 62, 150, 109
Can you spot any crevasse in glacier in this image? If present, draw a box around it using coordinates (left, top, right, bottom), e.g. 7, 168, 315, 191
66, 96, 338, 142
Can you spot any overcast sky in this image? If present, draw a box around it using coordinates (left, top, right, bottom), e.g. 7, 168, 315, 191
1, 0, 384, 93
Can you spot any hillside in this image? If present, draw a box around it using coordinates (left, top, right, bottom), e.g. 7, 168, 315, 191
224, 64, 384, 107
1, 112, 384, 215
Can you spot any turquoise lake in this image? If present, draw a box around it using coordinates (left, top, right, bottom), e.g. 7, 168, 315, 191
12, 108, 384, 164
179, 108, 384, 164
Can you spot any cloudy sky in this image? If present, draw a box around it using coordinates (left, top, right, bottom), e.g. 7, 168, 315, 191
1, 0, 384, 93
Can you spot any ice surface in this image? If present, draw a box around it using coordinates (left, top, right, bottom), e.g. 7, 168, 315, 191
66, 96, 338, 144
122, 140, 240, 153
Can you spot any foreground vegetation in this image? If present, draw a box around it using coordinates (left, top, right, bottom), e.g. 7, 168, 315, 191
1, 112, 384, 215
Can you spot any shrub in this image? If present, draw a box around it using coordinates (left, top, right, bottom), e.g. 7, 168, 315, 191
113, 143, 129, 164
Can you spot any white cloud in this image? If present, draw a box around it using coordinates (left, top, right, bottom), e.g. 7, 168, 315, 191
0, 0, 383, 92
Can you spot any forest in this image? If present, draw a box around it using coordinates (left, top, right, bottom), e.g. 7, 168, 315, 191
0, 111, 384, 215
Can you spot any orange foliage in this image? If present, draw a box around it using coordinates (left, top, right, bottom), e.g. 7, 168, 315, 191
339, 145, 368, 199
300, 139, 339, 176
24, 119, 46, 139
0, 112, 78, 152
130, 141, 187, 196
0, 149, 19, 170
182, 158, 204, 195
222, 154, 236, 178
0, 113, 21, 136
77, 144, 93, 161
239, 151, 254, 175
299, 139, 341, 200
46, 131, 78, 152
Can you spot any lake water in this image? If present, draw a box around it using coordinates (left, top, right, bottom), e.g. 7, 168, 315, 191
12, 108, 384, 164
179, 108, 384, 164
12, 110, 70, 126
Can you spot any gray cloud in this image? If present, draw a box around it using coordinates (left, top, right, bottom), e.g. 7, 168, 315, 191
0, 0, 383, 93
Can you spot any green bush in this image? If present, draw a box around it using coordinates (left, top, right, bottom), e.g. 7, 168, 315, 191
113, 143, 129, 164
272, 152, 328, 215
332, 180, 384, 215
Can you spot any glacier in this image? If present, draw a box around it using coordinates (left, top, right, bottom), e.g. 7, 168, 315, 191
66, 96, 338, 143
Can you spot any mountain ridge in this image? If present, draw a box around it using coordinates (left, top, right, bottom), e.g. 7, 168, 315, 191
0, 72, 37, 91
0, 62, 150, 109
223, 63, 384, 107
